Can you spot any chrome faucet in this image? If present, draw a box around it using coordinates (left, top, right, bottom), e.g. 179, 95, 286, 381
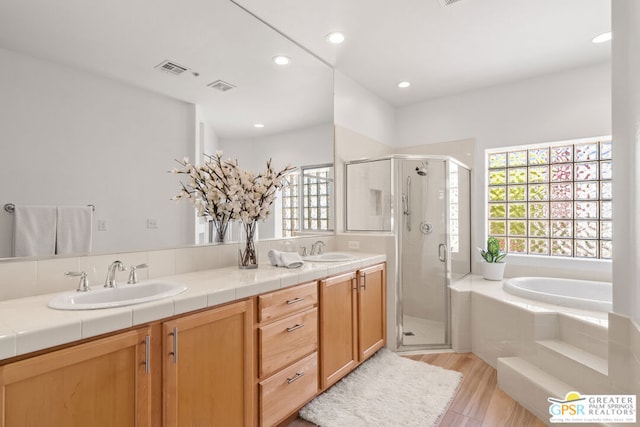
105, 260, 126, 288
310, 240, 326, 255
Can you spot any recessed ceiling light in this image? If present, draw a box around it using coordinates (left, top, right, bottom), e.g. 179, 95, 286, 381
272, 55, 291, 65
397, 81, 411, 89
254, 123, 265, 128
326, 32, 345, 44
592, 32, 612, 44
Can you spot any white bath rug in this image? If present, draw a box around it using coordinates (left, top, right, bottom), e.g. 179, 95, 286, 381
299, 349, 462, 427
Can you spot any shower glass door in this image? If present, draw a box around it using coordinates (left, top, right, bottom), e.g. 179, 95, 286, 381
400, 158, 450, 348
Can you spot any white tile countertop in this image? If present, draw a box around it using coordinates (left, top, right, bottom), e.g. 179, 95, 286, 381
0, 252, 386, 361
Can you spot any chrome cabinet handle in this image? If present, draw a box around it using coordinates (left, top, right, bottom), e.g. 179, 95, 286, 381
360, 272, 367, 291
169, 327, 178, 363
287, 372, 305, 384
286, 323, 305, 333
144, 335, 151, 374
286, 297, 305, 305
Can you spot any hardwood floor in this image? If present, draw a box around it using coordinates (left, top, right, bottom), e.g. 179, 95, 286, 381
284, 352, 547, 427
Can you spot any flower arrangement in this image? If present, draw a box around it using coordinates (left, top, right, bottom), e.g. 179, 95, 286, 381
171, 152, 294, 267
172, 152, 238, 242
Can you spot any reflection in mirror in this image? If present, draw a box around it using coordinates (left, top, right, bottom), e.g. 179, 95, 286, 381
269, 165, 334, 240
0, 0, 334, 259
346, 159, 392, 231
301, 165, 334, 233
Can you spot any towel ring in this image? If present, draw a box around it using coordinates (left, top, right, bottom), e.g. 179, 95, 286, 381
4, 203, 95, 213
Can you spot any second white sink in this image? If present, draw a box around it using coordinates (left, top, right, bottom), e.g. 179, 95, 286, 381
48, 280, 187, 310
303, 252, 357, 262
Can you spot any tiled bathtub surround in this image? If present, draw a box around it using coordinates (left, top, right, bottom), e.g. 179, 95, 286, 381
0, 236, 335, 301
454, 275, 640, 422
609, 313, 640, 395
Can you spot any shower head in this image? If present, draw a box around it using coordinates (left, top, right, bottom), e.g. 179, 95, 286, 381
415, 163, 428, 176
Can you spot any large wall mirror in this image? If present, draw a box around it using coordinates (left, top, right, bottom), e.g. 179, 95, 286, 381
0, 0, 334, 259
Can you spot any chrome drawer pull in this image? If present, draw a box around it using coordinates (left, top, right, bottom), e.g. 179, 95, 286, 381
287, 372, 305, 384
169, 327, 178, 363
286, 323, 305, 333
144, 335, 151, 374
286, 297, 305, 305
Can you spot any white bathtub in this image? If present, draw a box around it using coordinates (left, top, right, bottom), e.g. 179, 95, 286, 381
503, 276, 612, 312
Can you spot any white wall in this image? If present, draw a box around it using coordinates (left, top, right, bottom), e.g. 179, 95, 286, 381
334, 71, 396, 147
395, 61, 612, 279
0, 47, 195, 257
219, 122, 333, 171
219, 122, 334, 239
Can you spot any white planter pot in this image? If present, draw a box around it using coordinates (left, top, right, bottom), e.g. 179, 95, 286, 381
482, 262, 506, 281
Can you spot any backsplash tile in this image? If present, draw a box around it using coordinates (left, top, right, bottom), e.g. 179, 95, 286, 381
0, 236, 336, 302
148, 249, 176, 279
36, 257, 81, 294
0, 260, 38, 300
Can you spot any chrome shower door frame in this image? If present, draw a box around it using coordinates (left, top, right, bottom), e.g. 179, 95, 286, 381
395, 156, 458, 351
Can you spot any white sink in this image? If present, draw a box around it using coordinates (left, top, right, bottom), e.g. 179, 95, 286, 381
303, 252, 358, 262
48, 281, 187, 310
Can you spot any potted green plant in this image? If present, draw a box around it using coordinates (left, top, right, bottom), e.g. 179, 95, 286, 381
479, 237, 507, 281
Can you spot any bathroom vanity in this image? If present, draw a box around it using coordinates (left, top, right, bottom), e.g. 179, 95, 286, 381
0, 254, 386, 427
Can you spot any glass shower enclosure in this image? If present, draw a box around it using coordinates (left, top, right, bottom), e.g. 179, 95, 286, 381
345, 155, 471, 350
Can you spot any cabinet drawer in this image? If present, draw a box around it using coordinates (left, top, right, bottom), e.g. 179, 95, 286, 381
259, 308, 317, 378
260, 352, 318, 427
258, 281, 318, 323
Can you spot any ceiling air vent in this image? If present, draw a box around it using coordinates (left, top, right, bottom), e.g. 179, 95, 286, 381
207, 80, 236, 92
154, 60, 189, 76
438, 0, 463, 6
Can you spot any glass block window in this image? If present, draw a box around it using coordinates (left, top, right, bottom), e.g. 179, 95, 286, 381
281, 165, 334, 235
280, 171, 299, 237
487, 139, 612, 259
449, 163, 460, 253
302, 166, 333, 232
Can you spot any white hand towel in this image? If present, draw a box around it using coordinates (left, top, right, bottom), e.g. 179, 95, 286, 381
56, 206, 93, 255
279, 251, 304, 269
268, 249, 281, 266
13, 205, 57, 257
268, 249, 304, 269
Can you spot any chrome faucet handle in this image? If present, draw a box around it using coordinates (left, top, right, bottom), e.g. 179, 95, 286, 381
127, 263, 149, 284
65, 271, 90, 292
299, 246, 308, 257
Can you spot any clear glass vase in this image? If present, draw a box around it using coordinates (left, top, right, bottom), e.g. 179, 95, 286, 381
238, 220, 258, 269
209, 218, 229, 243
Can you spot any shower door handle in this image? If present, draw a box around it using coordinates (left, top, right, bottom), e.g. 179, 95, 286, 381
404, 176, 411, 232
438, 243, 447, 262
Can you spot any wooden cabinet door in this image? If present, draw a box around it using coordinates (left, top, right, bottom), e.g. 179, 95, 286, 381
357, 263, 386, 362
0, 327, 152, 427
163, 299, 254, 427
319, 272, 357, 391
